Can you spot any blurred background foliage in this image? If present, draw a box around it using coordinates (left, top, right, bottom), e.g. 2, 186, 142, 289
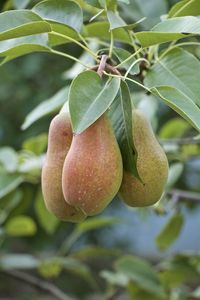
1, 0, 200, 299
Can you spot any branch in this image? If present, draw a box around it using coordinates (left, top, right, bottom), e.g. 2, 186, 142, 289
160, 137, 200, 145
167, 189, 200, 202
2, 269, 75, 300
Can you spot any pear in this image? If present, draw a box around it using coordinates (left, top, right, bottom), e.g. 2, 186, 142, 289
42, 112, 86, 222
119, 109, 168, 207
62, 114, 123, 216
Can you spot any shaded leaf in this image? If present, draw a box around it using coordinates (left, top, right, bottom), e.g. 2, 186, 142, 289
69, 70, 120, 134
35, 189, 59, 235
84, 21, 132, 44
0, 169, 23, 199
76, 216, 120, 233
166, 163, 184, 189
109, 81, 139, 177
113, 48, 140, 75
22, 87, 69, 130
156, 213, 184, 251
0, 147, 18, 172
115, 255, 165, 297
23, 134, 48, 155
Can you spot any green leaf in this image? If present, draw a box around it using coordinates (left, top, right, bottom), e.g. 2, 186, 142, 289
0, 254, 39, 270
156, 213, 184, 251
35, 189, 59, 235
145, 48, 200, 105
168, 0, 200, 18
166, 163, 184, 189
107, 10, 126, 29
0, 34, 50, 65
107, 10, 145, 30
0, 147, 18, 172
48, 23, 80, 46
23, 134, 48, 155
101, 270, 129, 286
0, 169, 23, 199
84, 21, 132, 44
109, 81, 139, 178
113, 48, 140, 75
151, 86, 200, 133
159, 118, 191, 139
120, 0, 168, 30
22, 86, 69, 130
136, 16, 200, 47
76, 216, 120, 233
38, 257, 62, 278
33, 0, 83, 32
69, 70, 120, 134
115, 256, 165, 298
73, 246, 121, 258
0, 10, 51, 41
5, 215, 37, 236
85, 0, 102, 8
13, 0, 31, 9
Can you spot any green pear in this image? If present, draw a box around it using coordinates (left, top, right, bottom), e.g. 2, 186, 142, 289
42, 112, 86, 222
119, 109, 168, 207
62, 114, 123, 216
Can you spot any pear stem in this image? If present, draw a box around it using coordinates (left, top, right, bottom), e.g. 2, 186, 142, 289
97, 54, 108, 77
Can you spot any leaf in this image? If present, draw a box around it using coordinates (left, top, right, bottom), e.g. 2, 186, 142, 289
84, 21, 132, 44
159, 118, 191, 139
0, 34, 50, 65
73, 246, 121, 258
166, 163, 184, 189
5, 215, 37, 236
107, 10, 127, 29
145, 48, 200, 105
69, 70, 120, 134
38, 257, 62, 278
136, 16, 200, 47
0, 254, 39, 270
35, 189, 59, 235
156, 213, 184, 251
22, 86, 69, 130
33, 0, 83, 32
115, 256, 165, 298
151, 86, 200, 132
101, 270, 129, 286
76, 216, 120, 233
168, 0, 200, 18
85, 0, 102, 8
0, 147, 18, 172
13, 0, 32, 9
109, 81, 139, 178
107, 10, 145, 30
48, 23, 80, 46
113, 48, 140, 75
23, 134, 48, 155
120, 0, 168, 30
0, 10, 51, 41
0, 169, 23, 199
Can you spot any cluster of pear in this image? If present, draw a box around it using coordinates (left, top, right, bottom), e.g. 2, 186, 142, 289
42, 109, 168, 222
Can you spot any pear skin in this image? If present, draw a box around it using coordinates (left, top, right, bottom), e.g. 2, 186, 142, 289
119, 109, 168, 207
42, 113, 86, 222
62, 114, 123, 216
